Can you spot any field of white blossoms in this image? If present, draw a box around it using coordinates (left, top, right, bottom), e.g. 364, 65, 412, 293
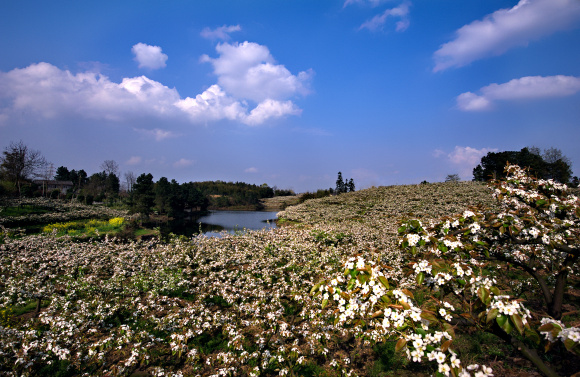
1, 176, 578, 377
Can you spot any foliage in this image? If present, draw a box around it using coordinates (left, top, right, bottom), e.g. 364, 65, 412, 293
473, 147, 573, 184
317, 164, 579, 376
0, 140, 48, 197
131, 173, 155, 216
0, 197, 127, 228
191, 180, 273, 209
1, 171, 577, 376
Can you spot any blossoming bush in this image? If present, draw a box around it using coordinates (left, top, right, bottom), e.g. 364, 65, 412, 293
317, 164, 579, 376
0, 197, 127, 227
1, 171, 577, 376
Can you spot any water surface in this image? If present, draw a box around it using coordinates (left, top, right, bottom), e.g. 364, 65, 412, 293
196, 210, 278, 237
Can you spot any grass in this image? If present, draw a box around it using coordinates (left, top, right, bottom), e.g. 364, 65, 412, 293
1, 205, 53, 217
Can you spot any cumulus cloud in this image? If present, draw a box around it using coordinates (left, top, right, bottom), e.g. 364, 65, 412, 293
433, 0, 580, 72
200, 25, 241, 40
0, 62, 181, 122
437, 146, 498, 179
201, 41, 313, 103
244, 167, 258, 173
359, 2, 411, 32
132, 43, 168, 70
457, 75, 580, 111
0, 57, 309, 126
244, 99, 301, 126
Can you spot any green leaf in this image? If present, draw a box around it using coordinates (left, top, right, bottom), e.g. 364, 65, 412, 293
378, 275, 390, 289
511, 314, 524, 335
397, 226, 407, 234
310, 282, 321, 295
357, 273, 369, 285
416, 272, 425, 285
564, 338, 576, 351
496, 314, 508, 327
321, 299, 328, 309
501, 317, 513, 334
486, 308, 499, 324
478, 287, 490, 305
525, 328, 541, 345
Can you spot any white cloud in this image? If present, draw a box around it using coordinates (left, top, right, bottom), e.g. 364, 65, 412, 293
359, 2, 411, 32
0, 59, 309, 126
175, 84, 247, 123
0, 62, 181, 122
132, 43, 168, 70
245, 167, 258, 173
243, 99, 301, 126
126, 156, 142, 165
201, 41, 313, 103
200, 25, 241, 40
173, 158, 194, 168
457, 75, 580, 111
437, 146, 498, 179
433, 0, 580, 72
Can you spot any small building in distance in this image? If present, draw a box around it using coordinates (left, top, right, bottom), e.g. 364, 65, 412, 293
33, 180, 74, 195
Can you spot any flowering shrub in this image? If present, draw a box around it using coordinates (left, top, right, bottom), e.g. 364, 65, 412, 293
318, 164, 579, 376
1, 172, 577, 376
0, 197, 127, 227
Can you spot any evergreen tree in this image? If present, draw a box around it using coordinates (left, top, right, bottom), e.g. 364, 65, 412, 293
347, 178, 355, 192
54, 166, 71, 181
132, 173, 155, 216
336, 172, 345, 194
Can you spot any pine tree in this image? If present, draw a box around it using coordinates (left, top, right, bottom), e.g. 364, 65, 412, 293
347, 178, 355, 192
336, 172, 345, 194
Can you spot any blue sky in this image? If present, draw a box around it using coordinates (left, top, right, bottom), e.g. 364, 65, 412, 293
1, 0, 579, 192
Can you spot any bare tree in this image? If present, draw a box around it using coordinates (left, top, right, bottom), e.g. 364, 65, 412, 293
445, 173, 461, 182
0, 140, 48, 196
100, 160, 119, 176
542, 147, 571, 166
124, 171, 136, 193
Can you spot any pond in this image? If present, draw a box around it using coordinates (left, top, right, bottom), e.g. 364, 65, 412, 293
196, 210, 278, 237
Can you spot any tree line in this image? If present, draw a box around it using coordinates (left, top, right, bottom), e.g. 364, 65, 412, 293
473, 146, 577, 185
0, 141, 292, 216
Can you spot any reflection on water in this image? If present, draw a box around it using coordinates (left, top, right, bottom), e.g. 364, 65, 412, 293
197, 210, 278, 238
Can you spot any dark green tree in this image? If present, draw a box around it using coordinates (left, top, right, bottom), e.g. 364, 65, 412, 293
472, 147, 571, 183
132, 173, 155, 216
105, 173, 120, 198
155, 177, 172, 215
336, 172, 345, 194
69, 169, 88, 192
54, 166, 71, 181
347, 178, 355, 192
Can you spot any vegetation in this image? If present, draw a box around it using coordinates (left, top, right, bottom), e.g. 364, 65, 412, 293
0, 140, 48, 197
473, 147, 574, 184
1, 141, 290, 214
